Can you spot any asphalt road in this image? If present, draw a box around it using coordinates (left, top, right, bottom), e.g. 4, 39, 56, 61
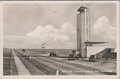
14, 50, 45, 75
12, 50, 31, 75
14, 50, 115, 75
32, 56, 106, 75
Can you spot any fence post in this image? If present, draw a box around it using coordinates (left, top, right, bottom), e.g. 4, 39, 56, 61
56, 70, 59, 75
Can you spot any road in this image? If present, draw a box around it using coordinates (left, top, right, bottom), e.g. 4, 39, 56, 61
12, 50, 31, 75
13, 49, 115, 75
31, 56, 106, 75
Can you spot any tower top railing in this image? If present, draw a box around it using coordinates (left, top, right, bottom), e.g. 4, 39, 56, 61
78, 6, 88, 13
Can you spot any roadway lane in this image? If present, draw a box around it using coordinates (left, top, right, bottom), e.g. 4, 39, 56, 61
14, 50, 46, 75
42, 57, 105, 75
12, 49, 31, 75
32, 56, 105, 75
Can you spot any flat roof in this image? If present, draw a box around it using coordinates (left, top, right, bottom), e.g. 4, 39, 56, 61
85, 41, 107, 44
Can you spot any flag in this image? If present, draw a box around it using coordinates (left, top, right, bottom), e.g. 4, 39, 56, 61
42, 43, 46, 48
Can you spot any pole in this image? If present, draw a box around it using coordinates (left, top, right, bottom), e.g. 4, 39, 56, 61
56, 70, 59, 75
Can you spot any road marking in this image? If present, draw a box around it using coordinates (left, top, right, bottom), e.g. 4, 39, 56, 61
12, 49, 31, 75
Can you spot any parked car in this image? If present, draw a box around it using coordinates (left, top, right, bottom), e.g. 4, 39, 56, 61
69, 50, 80, 60
22, 49, 29, 59
89, 55, 97, 62
49, 51, 59, 57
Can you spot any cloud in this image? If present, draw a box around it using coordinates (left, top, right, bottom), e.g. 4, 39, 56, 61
92, 16, 116, 47
27, 24, 71, 42
4, 23, 76, 49
61, 23, 76, 35
4, 16, 116, 48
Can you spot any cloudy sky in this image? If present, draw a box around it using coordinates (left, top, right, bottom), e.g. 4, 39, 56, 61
3, 2, 117, 49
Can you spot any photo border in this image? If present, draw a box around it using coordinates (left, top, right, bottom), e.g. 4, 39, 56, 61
0, 1, 119, 79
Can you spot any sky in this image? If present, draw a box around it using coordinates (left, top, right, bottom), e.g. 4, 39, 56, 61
3, 2, 117, 49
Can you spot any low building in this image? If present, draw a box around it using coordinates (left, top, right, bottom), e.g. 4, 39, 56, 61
95, 48, 117, 59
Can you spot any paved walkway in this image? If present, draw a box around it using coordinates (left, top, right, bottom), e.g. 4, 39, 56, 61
12, 49, 31, 75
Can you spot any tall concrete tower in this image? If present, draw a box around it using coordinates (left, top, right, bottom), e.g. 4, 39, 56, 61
77, 6, 89, 58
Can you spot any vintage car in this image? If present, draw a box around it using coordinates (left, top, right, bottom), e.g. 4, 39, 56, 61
69, 50, 80, 60
49, 51, 59, 57
22, 49, 30, 59
89, 55, 98, 62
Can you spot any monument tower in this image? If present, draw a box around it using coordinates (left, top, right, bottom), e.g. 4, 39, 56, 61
77, 6, 106, 58
77, 6, 90, 58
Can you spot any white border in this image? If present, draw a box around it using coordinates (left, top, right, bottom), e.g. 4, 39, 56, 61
1, 1, 119, 4
0, 1, 3, 78
116, 1, 120, 78
1, 1, 119, 79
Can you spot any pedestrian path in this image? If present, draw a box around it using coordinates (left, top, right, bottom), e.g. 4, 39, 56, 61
12, 49, 31, 75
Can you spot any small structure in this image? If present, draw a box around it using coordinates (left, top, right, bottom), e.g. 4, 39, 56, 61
95, 48, 117, 59
89, 48, 117, 62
